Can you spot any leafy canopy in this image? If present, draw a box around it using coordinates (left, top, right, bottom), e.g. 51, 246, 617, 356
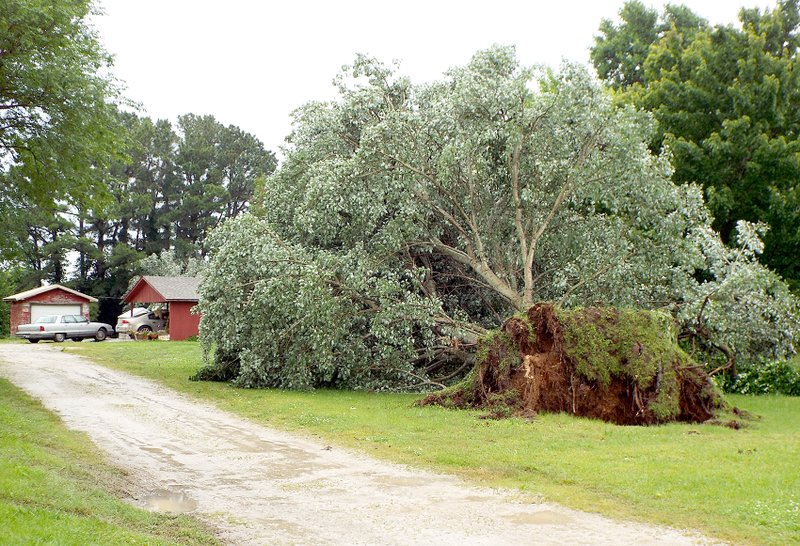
592, 0, 800, 289
198, 47, 799, 390
0, 0, 124, 207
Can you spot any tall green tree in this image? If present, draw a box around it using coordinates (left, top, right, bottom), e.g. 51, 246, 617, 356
591, 1, 661, 89
66, 111, 275, 324
592, 0, 800, 289
0, 0, 123, 210
591, 2, 708, 89
115, 113, 180, 253
172, 114, 277, 257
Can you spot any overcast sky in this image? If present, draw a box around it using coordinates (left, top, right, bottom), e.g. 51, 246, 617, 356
92, 0, 772, 155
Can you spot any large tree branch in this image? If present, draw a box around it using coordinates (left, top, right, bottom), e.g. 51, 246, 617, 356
433, 313, 488, 342
428, 203, 477, 259
522, 179, 573, 305
428, 239, 522, 309
522, 128, 602, 306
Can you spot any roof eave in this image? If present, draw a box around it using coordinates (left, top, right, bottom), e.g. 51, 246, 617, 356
3, 284, 98, 303
122, 277, 166, 303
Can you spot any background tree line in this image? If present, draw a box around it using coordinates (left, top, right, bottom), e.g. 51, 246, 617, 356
2, 110, 275, 324
0, 0, 275, 326
592, 0, 800, 291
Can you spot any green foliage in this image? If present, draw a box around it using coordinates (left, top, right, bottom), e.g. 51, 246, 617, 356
591, 1, 661, 88
191, 347, 240, 382
200, 46, 799, 389
197, 215, 440, 390
0, 0, 124, 210
721, 358, 800, 395
171, 114, 278, 257
591, 1, 708, 89
592, 0, 800, 289
676, 221, 800, 367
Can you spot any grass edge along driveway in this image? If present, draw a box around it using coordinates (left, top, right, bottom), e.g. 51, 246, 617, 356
67, 341, 799, 546
0, 375, 219, 545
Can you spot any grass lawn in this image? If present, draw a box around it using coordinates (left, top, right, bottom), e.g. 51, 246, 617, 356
0, 375, 219, 545
67, 340, 799, 545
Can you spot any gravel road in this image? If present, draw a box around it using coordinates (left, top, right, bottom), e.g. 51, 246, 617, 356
0, 344, 717, 545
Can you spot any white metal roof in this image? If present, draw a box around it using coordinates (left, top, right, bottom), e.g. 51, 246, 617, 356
2, 284, 98, 303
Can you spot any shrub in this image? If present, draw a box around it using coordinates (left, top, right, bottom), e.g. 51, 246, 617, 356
721, 359, 800, 396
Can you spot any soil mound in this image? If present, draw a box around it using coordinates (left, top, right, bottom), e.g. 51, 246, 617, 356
421, 304, 723, 425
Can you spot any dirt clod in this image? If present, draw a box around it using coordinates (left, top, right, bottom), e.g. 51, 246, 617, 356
421, 303, 723, 425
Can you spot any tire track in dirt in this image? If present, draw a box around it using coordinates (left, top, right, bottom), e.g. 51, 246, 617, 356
0, 344, 719, 545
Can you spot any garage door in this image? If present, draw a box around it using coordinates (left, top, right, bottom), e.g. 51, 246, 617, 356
31, 304, 82, 322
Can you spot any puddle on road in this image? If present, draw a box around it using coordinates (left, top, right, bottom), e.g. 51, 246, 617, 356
464, 495, 496, 503
506, 510, 575, 525
373, 475, 431, 487
142, 489, 198, 513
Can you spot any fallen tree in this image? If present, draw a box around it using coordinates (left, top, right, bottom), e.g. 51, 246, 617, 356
196, 47, 799, 391
421, 304, 723, 425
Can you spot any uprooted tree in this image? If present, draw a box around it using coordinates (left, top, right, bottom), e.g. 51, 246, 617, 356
421, 304, 723, 425
196, 46, 800, 394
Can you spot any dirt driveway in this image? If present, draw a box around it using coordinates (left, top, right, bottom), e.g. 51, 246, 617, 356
0, 344, 715, 545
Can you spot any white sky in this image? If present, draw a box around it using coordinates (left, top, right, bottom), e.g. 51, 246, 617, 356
92, 0, 772, 155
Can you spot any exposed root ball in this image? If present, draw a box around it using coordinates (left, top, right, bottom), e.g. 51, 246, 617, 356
421, 304, 723, 425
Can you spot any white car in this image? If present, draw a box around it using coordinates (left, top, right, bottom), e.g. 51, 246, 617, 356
16, 315, 114, 343
116, 307, 167, 338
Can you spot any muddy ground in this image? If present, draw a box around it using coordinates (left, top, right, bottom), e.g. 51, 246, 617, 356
0, 344, 717, 545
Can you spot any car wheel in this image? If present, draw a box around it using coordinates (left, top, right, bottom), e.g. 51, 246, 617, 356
137, 325, 153, 333
94, 328, 107, 342
53, 333, 66, 343
27, 339, 39, 344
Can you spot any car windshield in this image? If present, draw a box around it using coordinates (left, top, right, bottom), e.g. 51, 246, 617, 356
34, 316, 57, 324
120, 308, 149, 318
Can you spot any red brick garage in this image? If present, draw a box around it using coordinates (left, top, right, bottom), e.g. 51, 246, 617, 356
122, 276, 201, 341
3, 285, 97, 336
